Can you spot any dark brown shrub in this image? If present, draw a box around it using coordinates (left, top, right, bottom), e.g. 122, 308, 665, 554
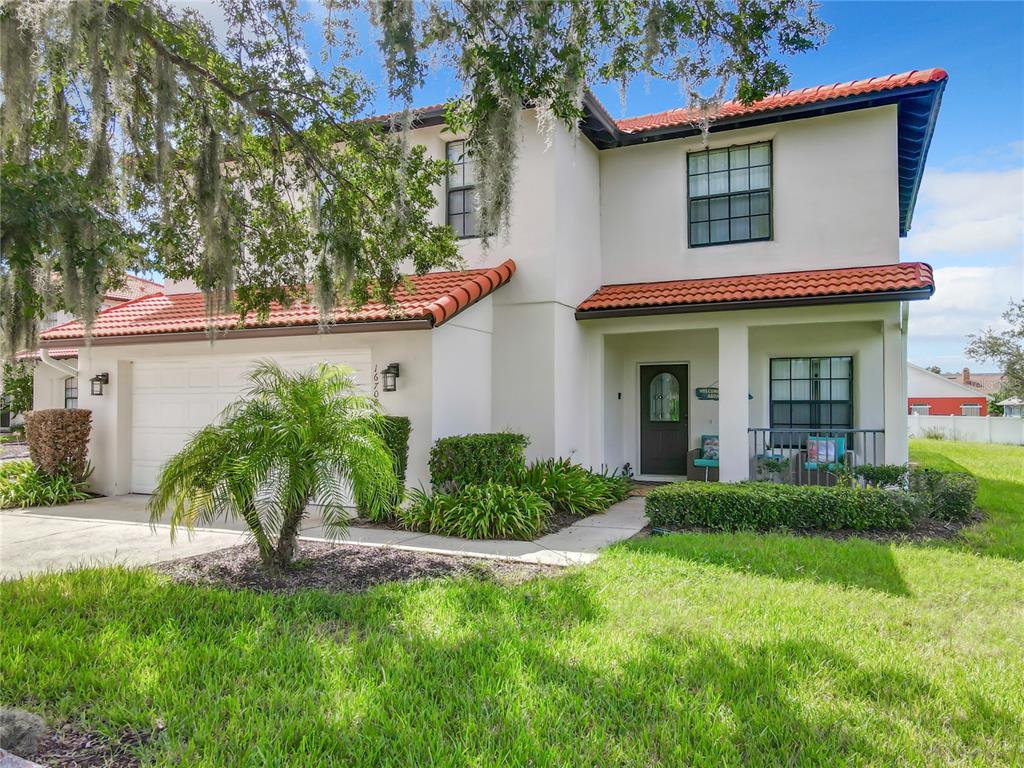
23, 409, 92, 480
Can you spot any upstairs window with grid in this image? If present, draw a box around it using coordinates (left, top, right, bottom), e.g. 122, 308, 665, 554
446, 140, 479, 238
687, 142, 772, 247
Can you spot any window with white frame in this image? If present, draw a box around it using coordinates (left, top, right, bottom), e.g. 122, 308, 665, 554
64, 376, 78, 409
446, 140, 479, 238
961, 404, 982, 416
687, 141, 772, 247
910, 404, 931, 415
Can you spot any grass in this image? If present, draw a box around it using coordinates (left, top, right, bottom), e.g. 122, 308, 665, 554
2, 439, 1022, 766
910, 438, 1024, 560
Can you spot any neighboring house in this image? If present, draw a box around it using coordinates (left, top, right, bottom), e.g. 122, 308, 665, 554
999, 398, 1024, 418
36, 68, 946, 495
945, 367, 1007, 401
907, 363, 988, 416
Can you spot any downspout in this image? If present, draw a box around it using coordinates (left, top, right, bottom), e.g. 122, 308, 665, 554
39, 349, 78, 377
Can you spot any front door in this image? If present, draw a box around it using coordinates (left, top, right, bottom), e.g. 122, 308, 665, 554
640, 364, 688, 476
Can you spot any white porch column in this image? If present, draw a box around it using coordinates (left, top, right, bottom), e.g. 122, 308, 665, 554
718, 324, 750, 482
882, 305, 909, 464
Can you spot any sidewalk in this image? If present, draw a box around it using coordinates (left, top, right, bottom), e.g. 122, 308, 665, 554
1, 494, 649, 577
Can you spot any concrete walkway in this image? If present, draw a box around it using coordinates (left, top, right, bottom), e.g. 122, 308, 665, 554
1, 494, 648, 579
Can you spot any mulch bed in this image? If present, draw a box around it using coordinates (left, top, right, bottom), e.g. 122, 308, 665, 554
28, 722, 150, 768
154, 540, 560, 595
648, 510, 984, 545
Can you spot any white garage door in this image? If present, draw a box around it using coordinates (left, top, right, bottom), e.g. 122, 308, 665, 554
131, 351, 372, 493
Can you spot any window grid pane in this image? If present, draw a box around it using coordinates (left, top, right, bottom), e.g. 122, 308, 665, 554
446, 140, 479, 239
688, 142, 771, 247
769, 356, 853, 433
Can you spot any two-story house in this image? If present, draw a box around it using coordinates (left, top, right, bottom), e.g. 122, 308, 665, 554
36, 68, 946, 496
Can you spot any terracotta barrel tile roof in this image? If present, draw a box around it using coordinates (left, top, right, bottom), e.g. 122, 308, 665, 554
103, 274, 165, 302
577, 262, 934, 316
40, 260, 515, 344
616, 69, 948, 134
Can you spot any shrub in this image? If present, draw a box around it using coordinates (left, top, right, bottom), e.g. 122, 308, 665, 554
358, 415, 413, 522
23, 409, 92, 480
909, 467, 978, 521
855, 464, 909, 488
381, 415, 412, 486
399, 482, 551, 540
0, 459, 90, 509
429, 433, 529, 490
520, 458, 630, 516
645, 482, 918, 532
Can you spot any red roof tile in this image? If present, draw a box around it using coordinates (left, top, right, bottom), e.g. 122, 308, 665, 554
616, 69, 948, 134
577, 263, 934, 315
102, 274, 164, 302
40, 261, 515, 343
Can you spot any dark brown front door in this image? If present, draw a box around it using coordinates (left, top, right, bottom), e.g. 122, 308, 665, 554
640, 364, 687, 476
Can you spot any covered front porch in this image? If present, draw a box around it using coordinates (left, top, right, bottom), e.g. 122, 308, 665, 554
584, 301, 907, 483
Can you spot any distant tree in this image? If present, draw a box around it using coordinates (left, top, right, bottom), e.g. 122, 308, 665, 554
966, 300, 1024, 398
1, 360, 34, 419
926, 365, 943, 375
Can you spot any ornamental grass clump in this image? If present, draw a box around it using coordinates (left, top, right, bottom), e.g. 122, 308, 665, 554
149, 362, 397, 569
400, 483, 551, 540
0, 459, 90, 509
519, 458, 631, 516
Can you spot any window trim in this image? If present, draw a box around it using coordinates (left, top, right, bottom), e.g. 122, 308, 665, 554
769, 355, 854, 433
686, 140, 774, 249
445, 139, 479, 240
910, 403, 931, 415
64, 376, 78, 409
960, 404, 982, 416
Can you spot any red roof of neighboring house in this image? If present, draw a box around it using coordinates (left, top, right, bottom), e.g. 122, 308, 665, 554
576, 262, 934, 316
39, 261, 515, 344
103, 274, 165, 302
616, 69, 948, 134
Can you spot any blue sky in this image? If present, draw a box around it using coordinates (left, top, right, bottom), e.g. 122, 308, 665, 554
201, 1, 1024, 372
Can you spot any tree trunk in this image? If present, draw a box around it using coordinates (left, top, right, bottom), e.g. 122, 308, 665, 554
272, 504, 305, 568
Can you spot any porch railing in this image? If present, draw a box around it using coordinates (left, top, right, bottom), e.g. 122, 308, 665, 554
748, 428, 885, 486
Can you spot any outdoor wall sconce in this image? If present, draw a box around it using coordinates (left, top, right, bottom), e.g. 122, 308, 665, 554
90, 373, 109, 396
381, 363, 400, 392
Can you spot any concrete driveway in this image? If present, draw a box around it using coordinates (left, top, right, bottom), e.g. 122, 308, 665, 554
0, 495, 249, 580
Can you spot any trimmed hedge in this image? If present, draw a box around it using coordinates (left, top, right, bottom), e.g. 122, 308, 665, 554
24, 408, 92, 481
910, 467, 978, 521
645, 482, 918, 532
381, 415, 411, 486
855, 464, 909, 488
429, 432, 529, 490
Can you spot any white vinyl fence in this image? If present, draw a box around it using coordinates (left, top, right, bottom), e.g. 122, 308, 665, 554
908, 414, 1024, 445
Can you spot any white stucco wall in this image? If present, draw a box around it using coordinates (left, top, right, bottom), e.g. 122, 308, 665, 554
599, 107, 900, 285
431, 298, 493, 441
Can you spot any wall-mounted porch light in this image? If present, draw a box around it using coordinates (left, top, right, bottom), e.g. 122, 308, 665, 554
381, 363, 400, 392
90, 372, 109, 396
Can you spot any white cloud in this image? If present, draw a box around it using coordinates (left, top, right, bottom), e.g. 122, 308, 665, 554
903, 167, 1023, 257
910, 265, 1022, 340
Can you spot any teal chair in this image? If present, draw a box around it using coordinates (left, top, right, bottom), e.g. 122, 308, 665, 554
693, 434, 720, 481
803, 435, 847, 473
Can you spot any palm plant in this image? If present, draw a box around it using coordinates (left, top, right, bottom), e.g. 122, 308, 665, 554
149, 361, 397, 569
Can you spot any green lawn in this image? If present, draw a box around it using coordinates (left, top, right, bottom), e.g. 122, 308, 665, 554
2, 440, 1023, 766
910, 438, 1024, 560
